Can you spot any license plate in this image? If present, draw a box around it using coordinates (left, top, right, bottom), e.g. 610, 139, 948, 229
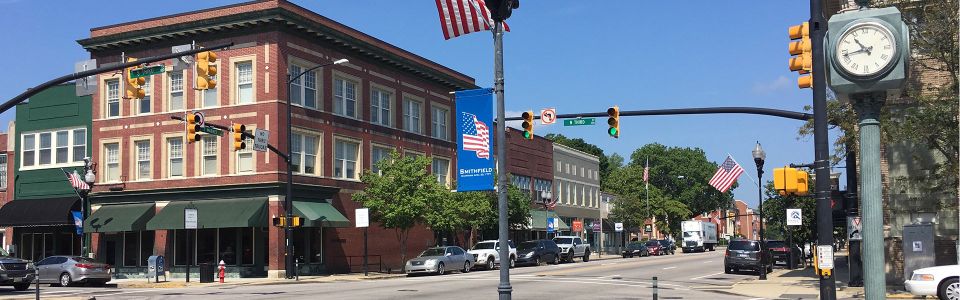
739, 254, 749, 258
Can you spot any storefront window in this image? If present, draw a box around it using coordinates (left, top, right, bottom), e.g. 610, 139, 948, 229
20, 234, 32, 260
293, 229, 307, 263
309, 228, 323, 264
123, 232, 139, 267
241, 228, 254, 265
197, 229, 216, 264
174, 230, 188, 266
218, 228, 237, 265
140, 232, 154, 265
42, 234, 53, 259
56, 233, 73, 256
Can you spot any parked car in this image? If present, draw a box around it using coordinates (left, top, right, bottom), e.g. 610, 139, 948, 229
766, 240, 801, 267
514, 240, 561, 266
904, 264, 959, 300
467, 240, 516, 270
658, 240, 676, 255
405, 246, 474, 276
35, 256, 111, 287
553, 236, 591, 263
0, 251, 35, 291
621, 242, 649, 258
644, 240, 665, 256
724, 239, 772, 274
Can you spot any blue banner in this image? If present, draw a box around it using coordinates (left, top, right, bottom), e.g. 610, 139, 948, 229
547, 217, 556, 233
71, 211, 83, 235
455, 88, 495, 192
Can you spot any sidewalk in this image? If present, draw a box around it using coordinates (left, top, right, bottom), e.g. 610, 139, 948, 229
112, 272, 405, 289
727, 252, 920, 299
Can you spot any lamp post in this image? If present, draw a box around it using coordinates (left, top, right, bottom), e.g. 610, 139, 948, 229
540, 190, 553, 239
285, 58, 348, 279
752, 142, 767, 280
80, 158, 95, 257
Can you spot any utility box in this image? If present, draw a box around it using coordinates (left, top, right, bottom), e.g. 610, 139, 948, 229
147, 255, 166, 283
902, 224, 935, 280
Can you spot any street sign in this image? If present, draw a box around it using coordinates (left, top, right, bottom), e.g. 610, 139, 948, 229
614, 222, 624, 232
193, 111, 205, 127
786, 209, 802, 226
540, 108, 557, 125
572, 220, 583, 232
184, 208, 198, 229
546, 217, 555, 233
563, 118, 596, 126
171, 44, 194, 71
129, 65, 166, 79
644, 224, 652, 233
847, 216, 862, 241
253, 129, 270, 152
200, 126, 223, 136
356, 208, 369, 228
591, 221, 601, 232
816, 245, 834, 269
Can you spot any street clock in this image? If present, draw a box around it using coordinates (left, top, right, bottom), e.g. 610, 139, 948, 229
826, 7, 910, 97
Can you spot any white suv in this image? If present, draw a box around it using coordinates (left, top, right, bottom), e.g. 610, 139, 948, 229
553, 236, 591, 263
467, 240, 516, 270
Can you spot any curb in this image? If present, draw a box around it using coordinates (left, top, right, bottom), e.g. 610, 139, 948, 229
115, 274, 407, 289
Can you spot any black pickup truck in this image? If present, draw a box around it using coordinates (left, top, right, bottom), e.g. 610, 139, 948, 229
0, 251, 35, 291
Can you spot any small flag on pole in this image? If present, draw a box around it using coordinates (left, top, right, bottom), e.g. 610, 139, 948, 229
64, 170, 89, 191
435, 0, 510, 40
709, 156, 744, 193
643, 158, 649, 184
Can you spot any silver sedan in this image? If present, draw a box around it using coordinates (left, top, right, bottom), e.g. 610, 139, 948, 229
35, 256, 111, 286
405, 246, 474, 276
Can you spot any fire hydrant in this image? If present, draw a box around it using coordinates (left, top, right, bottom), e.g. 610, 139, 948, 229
218, 260, 226, 283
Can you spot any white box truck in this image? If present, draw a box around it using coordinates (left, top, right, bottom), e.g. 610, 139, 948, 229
681, 220, 718, 252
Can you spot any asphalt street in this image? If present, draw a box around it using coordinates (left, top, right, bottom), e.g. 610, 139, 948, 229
0, 250, 761, 299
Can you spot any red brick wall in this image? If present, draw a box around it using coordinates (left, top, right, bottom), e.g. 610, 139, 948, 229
501, 128, 553, 193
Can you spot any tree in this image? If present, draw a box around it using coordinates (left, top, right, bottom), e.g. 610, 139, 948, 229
545, 133, 611, 184
628, 143, 735, 216
605, 164, 690, 236
760, 181, 817, 244
352, 152, 447, 266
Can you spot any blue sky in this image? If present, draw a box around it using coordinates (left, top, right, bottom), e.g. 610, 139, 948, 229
0, 1, 843, 208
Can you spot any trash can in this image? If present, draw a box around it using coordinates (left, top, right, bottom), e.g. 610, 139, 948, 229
199, 263, 215, 283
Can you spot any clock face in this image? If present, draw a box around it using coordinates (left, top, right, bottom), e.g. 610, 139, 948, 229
835, 22, 897, 77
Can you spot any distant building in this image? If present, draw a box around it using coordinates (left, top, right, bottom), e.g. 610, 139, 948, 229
552, 143, 601, 245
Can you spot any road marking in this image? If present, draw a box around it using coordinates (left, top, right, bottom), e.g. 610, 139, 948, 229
689, 272, 724, 280
705, 260, 713, 263
662, 266, 677, 270
601, 262, 618, 266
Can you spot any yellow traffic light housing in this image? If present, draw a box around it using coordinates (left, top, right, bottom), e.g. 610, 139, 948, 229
272, 217, 286, 227
521, 111, 534, 140
195, 51, 218, 90
232, 123, 246, 151
291, 216, 302, 227
186, 113, 201, 143
124, 57, 146, 99
795, 169, 810, 196
607, 106, 620, 138
773, 167, 799, 195
788, 22, 813, 89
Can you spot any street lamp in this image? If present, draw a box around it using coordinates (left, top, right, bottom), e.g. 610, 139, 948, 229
752, 142, 767, 280
285, 58, 348, 279
540, 190, 553, 239
80, 157, 95, 258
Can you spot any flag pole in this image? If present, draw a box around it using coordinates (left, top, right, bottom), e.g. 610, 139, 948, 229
645, 157, 650, 240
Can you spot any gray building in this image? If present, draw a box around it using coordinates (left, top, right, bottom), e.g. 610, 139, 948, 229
552, 144, 601, 243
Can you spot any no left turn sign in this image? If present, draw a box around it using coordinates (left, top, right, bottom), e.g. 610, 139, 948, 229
540, 108, 557, 125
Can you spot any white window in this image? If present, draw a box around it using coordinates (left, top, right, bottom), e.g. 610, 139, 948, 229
403, 97, 422, 134
22, 135, 35, 167
370, 146, 392, 175
288, 65, 317, 109
202, 136, 218, 176
105, 143, 120, 182
431, 106, 448, 140
237, 131, 254, 173
38, 133, 51, 165
135, 140, 150, 180
138, 77, 151, 114
236, 62, 253, 104
203, 74, 218, 108
334, 139, 359, 179
371, 88, 391, 126
169, 73, 184, 111
55, 131, 69, 164
106, 80, 120, 118
291, 133, 319, 175
168, 138, 183, 178
556, 161, 561, 172
0, 154, 7, 188
432, 157, 450, 185
73, 129, 86, 162
333, 77, 357, 118
21, 128, 88, 169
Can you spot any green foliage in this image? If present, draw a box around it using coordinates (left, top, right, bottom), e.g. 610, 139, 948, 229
627, 143, 735, 215
760, 181, 817, 244
605, 165, 690, 235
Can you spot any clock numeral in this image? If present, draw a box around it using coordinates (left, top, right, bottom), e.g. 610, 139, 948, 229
875, 62, 880, 67
843, 39, 851, 44
881, 54, 889, 60
851, 63, 859, 70
881, 36, 887, 40
863, 65, 869, 73
843, 56, 852, 64
861, 28, 868, 35
884, 45, 892, 50
841, 49, 848, 56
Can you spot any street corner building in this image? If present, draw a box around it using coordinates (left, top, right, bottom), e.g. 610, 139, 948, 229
69, 0, 476, 278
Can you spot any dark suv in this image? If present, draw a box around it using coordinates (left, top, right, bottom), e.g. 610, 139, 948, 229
515, 240, 561, 266
658, 240, 676, 255
724, 239, 772, 274
766, 240, 801, 267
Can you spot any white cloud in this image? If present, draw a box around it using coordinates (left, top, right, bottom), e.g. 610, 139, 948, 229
752, 76, 791, 95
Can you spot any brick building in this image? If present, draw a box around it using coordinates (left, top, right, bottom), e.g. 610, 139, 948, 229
76, 0, 475, 278
497, 128, 561, 241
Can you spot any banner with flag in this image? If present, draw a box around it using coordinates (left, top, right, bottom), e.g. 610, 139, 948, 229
709, 155, 745, 193
64, 170, 89, 191
435, 0, 510, 40
455, 88, 495, 192
71, 211, 83, 235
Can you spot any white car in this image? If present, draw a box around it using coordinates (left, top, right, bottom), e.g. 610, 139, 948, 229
904, 264, 959, 300
467, 240, 516, 270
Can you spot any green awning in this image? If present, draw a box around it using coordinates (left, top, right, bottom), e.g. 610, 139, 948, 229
293, 201, 350, 227
146, 198, 267, 230
529, 210, 570, 231
84, 203, 155, 233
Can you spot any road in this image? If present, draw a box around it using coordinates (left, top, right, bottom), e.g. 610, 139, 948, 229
0, 250, 760, 299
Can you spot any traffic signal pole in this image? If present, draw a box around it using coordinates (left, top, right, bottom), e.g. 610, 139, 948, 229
492, 20, 513, 300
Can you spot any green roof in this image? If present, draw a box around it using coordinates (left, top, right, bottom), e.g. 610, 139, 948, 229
85, 203, 155, 233
293, 201, 350, 228
146, 198, 267, 230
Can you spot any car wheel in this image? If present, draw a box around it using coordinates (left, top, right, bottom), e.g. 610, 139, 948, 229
436, 262, 445, 275
13, 283, 29, 291
567, 251, 576, 263
939, 277, 958, 300
583, 250, 591, 262
534, 256, 542, 266
724, 266, 732, 274
510, 256, 516, 268
60, 273, 72, 287
462, 262, 471, 273
622, 254, 628, 259
551, 254, 559, 265
486, 257, 495, 270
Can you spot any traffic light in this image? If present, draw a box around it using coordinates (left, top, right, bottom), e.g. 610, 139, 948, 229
272, 217, 286, 227
124, 57, 146, 99
606, 106, 620, 138
186, 113, 201, 143
484, 0, 519, 22
291, 216, 302, 227
788, 22, 813, 89
773, 167, 798, 195
521, 111, 534, 140
195, 51, 218, 90
795, 169, 810, 196
232, 123, 246, 151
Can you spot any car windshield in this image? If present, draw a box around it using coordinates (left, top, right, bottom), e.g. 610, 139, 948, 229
683, 232, 699, 239
472, 242, 496, 250
419, 248, 446, 257
518, 241, 539, 251
72, 257, 98, 263
729, 241, 760, 251
766, 241, 786, 248
659, 240, 670, 245
553, 238, 573, 245
645, 241, 660, 246
627, 243, 643, 249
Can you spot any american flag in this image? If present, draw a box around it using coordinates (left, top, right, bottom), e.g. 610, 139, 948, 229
643, 159, 650, 184
709, 156, 744, 193
435, 0, 510, 40
546, 196, 558, 210
460, 112, 490, 159
64, 170, 89, 191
